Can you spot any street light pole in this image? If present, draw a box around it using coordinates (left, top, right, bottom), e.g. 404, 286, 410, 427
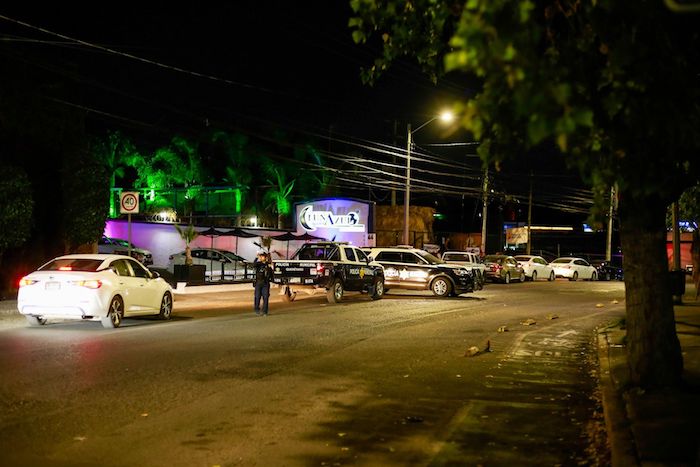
402, 111, 454, 247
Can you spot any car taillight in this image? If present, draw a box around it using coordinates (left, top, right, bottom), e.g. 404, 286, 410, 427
18, 278, 37, 287
316, 263, 325, 274
70, 280, 102, 289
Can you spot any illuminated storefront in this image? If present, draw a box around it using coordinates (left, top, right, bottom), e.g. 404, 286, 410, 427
295, 198, 375, 246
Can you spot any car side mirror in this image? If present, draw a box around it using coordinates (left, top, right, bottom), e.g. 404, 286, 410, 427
367, 255, 374, 263
150, 270, 160, 279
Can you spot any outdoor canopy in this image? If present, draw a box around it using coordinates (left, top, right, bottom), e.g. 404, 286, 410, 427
270, 231, 325, 258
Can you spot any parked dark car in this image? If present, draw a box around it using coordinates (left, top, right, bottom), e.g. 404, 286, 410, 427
592, 261, 624, 281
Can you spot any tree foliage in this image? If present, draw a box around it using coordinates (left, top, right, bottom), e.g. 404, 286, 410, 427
350, 0, 700, 387
61, 145, 110, 252
0, 165, 34, 259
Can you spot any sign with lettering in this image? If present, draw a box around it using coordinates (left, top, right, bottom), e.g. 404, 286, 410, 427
299, 205, 365, 232
295, 198, 374, 247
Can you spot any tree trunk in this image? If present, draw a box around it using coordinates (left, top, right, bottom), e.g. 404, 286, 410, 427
619, 191, 683, 388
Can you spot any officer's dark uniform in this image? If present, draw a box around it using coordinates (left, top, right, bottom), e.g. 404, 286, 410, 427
253, 253, 273, 315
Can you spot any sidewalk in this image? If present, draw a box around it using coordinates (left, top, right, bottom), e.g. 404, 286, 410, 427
598, 289, 700, 466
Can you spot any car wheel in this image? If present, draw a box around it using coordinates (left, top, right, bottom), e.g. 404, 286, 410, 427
430, 277, 452, 297
326, 279, 344, 304
569, 271, 579, 282
548, 271, 555, 281
102, 296, 124, 329
371, 278, 384, 300
25, 315, 47, 327
159, 292, 173, 320
531, 271, 537, 282
590, 272, 597, 281
504, 273, 511, 284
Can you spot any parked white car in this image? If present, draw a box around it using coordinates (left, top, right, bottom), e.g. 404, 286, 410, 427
514, 255, 555, 281
17, 254, 173, 328
167, 248, 250, 281
550, 257, 598, 281
441, 251, 486, 274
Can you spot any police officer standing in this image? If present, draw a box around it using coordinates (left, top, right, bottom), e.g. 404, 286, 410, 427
253, 251, 273, 316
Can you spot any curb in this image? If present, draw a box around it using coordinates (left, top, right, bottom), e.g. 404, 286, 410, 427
597, 330, 639, 467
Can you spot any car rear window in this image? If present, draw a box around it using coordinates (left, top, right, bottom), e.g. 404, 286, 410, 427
295, 245, 340, 261
551, 258, 571, 264
445, 253, 469, 261
39, 258, 103, 272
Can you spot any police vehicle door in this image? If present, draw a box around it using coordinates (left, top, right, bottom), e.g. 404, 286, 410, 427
355, 248, 374, 288
400, 252, 431, 288
343, 247, 363, 290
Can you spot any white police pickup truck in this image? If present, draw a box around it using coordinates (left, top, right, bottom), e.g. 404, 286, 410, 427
272, 242, 385, 304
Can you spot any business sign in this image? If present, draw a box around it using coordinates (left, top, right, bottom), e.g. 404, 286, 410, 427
299, 205, 365, 232
296, 198, 373, 246
120, 192, 139, 214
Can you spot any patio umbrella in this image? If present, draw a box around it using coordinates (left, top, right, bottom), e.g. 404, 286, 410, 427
220, 228, 257, 254
270, 232, 302, 259
296, 232, 325, 241
199, 227, 226, 249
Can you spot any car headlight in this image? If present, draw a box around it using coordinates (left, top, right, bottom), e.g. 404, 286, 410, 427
455, 269, 471, 276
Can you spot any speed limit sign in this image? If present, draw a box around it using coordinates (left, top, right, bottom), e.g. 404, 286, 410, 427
120, 192, 140, 214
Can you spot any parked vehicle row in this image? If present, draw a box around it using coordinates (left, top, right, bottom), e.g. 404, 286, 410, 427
16, 245, 620, 330
443, 251, 612, 283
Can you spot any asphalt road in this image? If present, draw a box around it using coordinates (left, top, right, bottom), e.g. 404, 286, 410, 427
0, 280, 626, 466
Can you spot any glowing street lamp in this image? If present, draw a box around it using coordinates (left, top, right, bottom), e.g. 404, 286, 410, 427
404, 111, 454, 245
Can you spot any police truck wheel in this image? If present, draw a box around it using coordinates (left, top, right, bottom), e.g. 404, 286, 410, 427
370, 278, 384, 300
327, 279, 344, 304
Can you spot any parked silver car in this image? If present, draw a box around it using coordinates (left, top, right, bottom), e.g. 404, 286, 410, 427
167, 248, 250, 281
98, 236, 153, 265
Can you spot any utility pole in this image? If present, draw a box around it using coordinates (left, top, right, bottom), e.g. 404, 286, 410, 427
391, 120, 397, 207
606, 185, 615, 262
480, 167, 488, 255
526, 171, 533, 255
403, 123, 412, 246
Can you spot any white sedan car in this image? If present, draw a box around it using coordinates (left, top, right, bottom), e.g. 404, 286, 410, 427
514, 255, 555, 281
17, 254, 173, 329
550, 257, 598, 281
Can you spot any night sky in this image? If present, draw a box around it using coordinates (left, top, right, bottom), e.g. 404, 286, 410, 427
0, 3, 591, 232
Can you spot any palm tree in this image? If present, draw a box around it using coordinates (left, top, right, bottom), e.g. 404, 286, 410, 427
174, 224, 199, 265
213, 131, 254, 224
263, 166, 295, 229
